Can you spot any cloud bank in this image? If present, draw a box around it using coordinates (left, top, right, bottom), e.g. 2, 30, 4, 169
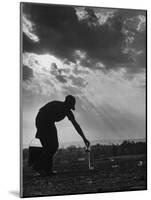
21, 3, 146, 147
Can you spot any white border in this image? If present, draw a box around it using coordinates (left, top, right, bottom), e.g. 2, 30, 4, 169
0, 0, 150, 199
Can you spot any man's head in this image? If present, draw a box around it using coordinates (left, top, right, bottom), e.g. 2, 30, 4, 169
65, 95, 76, 110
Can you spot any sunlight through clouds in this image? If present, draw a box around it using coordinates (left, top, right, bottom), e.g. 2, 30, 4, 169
23, 51, 145, 139
22, 4, 146, 147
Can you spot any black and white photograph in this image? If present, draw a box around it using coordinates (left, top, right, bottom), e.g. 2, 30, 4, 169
20, 2, 147, 198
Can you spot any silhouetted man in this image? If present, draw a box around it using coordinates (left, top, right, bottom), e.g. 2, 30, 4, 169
33, 95, 90, 176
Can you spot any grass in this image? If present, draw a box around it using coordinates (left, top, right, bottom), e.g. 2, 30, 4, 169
22, 153, 147, 197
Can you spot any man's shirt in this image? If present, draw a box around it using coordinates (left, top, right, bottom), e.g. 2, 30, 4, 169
37, 101, 75, 125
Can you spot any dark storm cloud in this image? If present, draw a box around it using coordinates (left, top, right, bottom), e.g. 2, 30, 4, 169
55, 75, 67, 83
23, 33, 40, 53
50, 62, 67, 83
23, 65, 33, 81
22, 3, 146, 71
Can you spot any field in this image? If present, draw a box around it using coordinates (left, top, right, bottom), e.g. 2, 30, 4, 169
22, 149, 147, 197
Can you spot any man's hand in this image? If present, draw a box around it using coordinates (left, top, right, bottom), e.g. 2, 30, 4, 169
84, 138, 90, 148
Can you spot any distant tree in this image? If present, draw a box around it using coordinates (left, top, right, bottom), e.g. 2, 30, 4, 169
112, 144, 118, 156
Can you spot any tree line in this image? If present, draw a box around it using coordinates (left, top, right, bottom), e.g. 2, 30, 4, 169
54, 140, 146, 163
23, 140, 146, 163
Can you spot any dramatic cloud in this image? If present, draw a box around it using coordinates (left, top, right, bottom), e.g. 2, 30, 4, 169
22, 14, 39, 42
75, 7, 116, 26
22, 3, 146, 72
23, 52, 145, 116
21, 3, 146, 147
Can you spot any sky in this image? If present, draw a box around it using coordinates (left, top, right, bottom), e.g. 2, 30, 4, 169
21, 3, 146, 148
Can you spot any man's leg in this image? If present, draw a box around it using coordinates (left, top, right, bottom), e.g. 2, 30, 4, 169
39, 137, 58, 173
33, 125, 59, 174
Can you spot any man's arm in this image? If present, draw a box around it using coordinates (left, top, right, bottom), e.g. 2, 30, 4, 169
68, 113, 90, 148
72, 119, 90, 147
